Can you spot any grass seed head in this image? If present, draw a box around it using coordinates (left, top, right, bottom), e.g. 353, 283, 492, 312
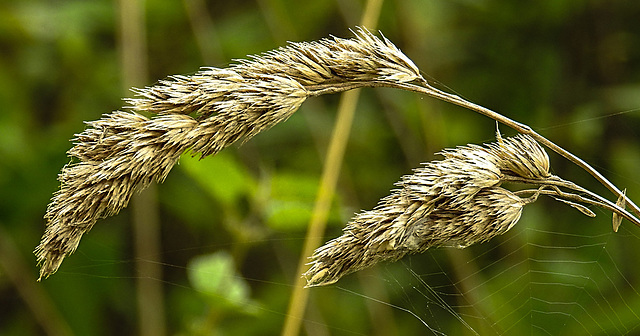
304, 134, 551, 287
36, 28, 423, 279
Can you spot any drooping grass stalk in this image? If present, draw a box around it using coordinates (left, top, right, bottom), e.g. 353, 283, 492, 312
301, 76, 640, 221
37, 21, 639, 296
307, 78, 640, 222
391, 81, 640, 220
36, 25, 418, 280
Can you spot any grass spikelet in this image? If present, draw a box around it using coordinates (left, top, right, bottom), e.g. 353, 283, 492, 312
490, 132, 551, 179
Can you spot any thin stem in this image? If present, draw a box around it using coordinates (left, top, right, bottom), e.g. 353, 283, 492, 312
392, 81, 640, 220
0, 224, 73, 336
281, 2, 384, 335
306, 81, 379, 96
505, 175, 640, 228
183, 0, 224, 64
515, 188, 638, 225
119, 0, 166, 335
281, 90, 361, 336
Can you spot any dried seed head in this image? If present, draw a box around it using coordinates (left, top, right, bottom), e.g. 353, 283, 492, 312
36, 79, 307, 279
36, 28, 423, 279
127, 27, 421, 116
406, 144, 502, 206
305, 130, 639, 287
233, 27, 422, 86
127, 69, 307, 120
304, 135, 549, 287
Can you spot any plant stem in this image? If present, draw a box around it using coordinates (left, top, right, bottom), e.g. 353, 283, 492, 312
394, 81, 640, 222
310, 78, 640, 226
281, 81, 362, 336
119, 0, 166, 335
281, 2, 384, 335
504, 175, 640, 228
0, 224, 73, 336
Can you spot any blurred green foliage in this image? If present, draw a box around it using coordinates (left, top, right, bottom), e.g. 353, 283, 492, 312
188, 251, 258, 313
1, 0, 640, 335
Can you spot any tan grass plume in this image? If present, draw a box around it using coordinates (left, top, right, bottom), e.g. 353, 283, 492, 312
37, 27, 640, 282
35, 27, 423, 280
304, 133, 638, 287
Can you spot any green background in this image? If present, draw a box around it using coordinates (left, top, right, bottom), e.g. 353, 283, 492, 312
1, 0, 639, 335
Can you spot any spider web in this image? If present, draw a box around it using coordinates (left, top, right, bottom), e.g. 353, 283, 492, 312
330, 206, 640, 335
76, 179, 640, 335
65, 110, 640, 336
306, 103, 640, 335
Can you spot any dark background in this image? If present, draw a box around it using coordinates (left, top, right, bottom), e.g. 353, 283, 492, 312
1, 0, 639, 335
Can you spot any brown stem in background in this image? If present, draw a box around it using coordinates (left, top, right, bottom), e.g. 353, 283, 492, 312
118, 0, 166, 335
0, 225, 73, 336
183, 0, 224, 64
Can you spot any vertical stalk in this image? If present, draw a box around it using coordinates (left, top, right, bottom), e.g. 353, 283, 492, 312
0, 225, 73, 336
182, 0, 224, 64
118, 0, 166, 335
280, 1, 384, 335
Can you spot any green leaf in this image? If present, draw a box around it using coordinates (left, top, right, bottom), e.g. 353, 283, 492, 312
265, 172, 319, 230
180, 152, 256, 207
187, 251, 258, 314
